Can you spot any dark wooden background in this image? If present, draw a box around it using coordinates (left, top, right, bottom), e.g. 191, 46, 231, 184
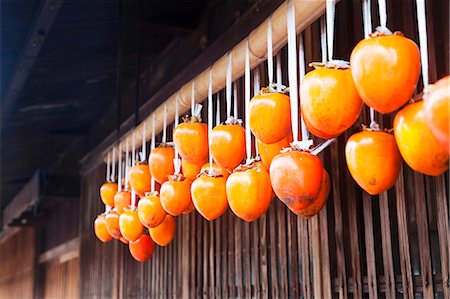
79, 1, 449, 298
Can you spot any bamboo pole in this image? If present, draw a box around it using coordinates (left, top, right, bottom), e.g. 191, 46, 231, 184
113, 0, 327, 155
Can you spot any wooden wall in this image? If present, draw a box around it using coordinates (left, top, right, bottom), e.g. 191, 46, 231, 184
0, 228, 36, 299
79, 1, 449, 298
42, 258, 79, 299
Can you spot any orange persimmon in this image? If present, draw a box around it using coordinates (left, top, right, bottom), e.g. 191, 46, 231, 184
149, 214, 176, 246
128, 162, 151, 197
350, 32, 421, 113
191, 172, 228, 221
173, 117, 209, 164
100, 182, 118, 207
200, 162, 230, 179
137, 192, 167, 228
105, 209, 122, 239
257, 134, 292, 168
114, 190, 132, 214
148, 145, 175, 184
160, 174, 192, 216
394, 101, 448, 176
119, 208, 144, 242
181, 159, 203, 182
210, 123, 246, 170
129, 234, 155, 262
94, 214, 113, 243
346, 129, 402, 195
249, 91, 291, 144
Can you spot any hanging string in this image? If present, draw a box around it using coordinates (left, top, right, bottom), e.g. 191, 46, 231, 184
245, 40, 252, 163
216, 93, 221, 126
326, 0, 336, 60
125, 137, 129, 187
233, 82, 238, 119
173, 98, 181, 175
298, 34, 310, 142
267, 15, 274, 86
276, 53, 282, 86
287, 0, 299, 142
191, 81, 195, 116
320, 17, 327, 63
162, 104, 167, 143
175, 93, 179, 127
118, 144, 122, 191
208, 68, 214, 170
416, 0, 429, 88
132, 132, 136, 166
141, 122, 146, 162
106, 153, 111, 182
111, 147, 116, 182
253, 68, 260, 157
226, 52, 232, 119
378, 0, 387, 29
151, 115, 156, 192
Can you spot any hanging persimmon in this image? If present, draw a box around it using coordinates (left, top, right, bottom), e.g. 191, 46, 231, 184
346, 128, 402, 195
301, 63, 362, 138
119, 208, 144, 242
423, 75, 450, 153
173, 116, 209, 165
350, 32, 421, 113
119, 237, 129, 244
270, 150, 324, 213
94, 214, 113, 243
181, 159, 203, 183
105, 209, 122, 239
137, 192, 166, 228
249, 90, 291, 144
394, 100, 448, 176
257, 134, 292, 168
128, 162, 151, 197
302, 109, 339, 140
149, 214, 176, 246
226, 162, 272, 222
129, 234, 155, 262
191, 170, 228, 221
100, 182, 118, 207
182, 202, 195, 215
148, 144, 175, 184
201, 162, 230, 179
160, 174, 192, 216
210, 121, 246, 170
291, 169, 330, 219
114, 189, 132, 214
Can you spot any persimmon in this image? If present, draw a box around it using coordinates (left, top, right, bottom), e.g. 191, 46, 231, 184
181, 159, 203, 182
257, 134, 292, 168
301, 65, 362, 138
346, 129, 402, 195
201, 162, 230, 179
149, 145, 175, 184
394, 101, 448, 176
94, 214, 112, 243
129, 234, 155, 262
100, 182, 118, 207
119, 208, 144, 242
292, 170, 330, 219
226, 162, 272, 222
114, 190, 132, 214
302, 109, 338, 140
105, 209, 122, 239
191, 171, 228, 221
128, 162, 151, 197
119, 237, 129, 244
137, 192, 166, 228
149, 214, 176, 246
423, 75, 450, 153
350, 32, 421, 113
173, 116, 209, 164
270, 150, 323, 212
210, 122, 246, 170
160, 174, 192, 216
249, 90, 291, 144
182, 202, 195, 215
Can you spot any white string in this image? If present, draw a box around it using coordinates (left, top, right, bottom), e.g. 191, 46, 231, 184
253, 68, 260, 157
287, 0, 299, 142
320, 17, 327, 63
118, 144, 122, 192
208, 68, 214, 170
191, 81, 195, 115
416, 0, 429, 88
111, 147, 116, 182
276, 53, 282, 86
151, 115, 156, 192
162, 104, 167, 143
174, 97, 181, 175
216, 93, 220, 126
141, 122, 146, 162
378, 0, 387, 29
298, 34, 309, 141
106, 152, 110, 181
175, 93, 179, 127
326, 0, 335, 60
226, 52, 232, 119
233, 82, 238, 118
362, 0, 377, 126
267, 15, 274, 86
132, 132, 136, 166
245, 40, 252, 163
125, 138, 129, 186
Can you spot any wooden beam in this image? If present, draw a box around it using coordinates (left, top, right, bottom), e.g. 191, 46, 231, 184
0, 0, 64, 130
38, 237, 80, 264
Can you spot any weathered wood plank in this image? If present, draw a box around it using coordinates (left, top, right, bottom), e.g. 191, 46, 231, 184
311, 215, 323, 299
379, 192, 396, 298
363, 194, 379, 299
277, 202, 288, 299
269, 206, 279, 298
319, 205, 332, 298
435, 176, 450, 299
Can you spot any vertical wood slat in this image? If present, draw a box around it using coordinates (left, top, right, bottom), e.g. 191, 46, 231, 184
209, 222, 215, 298
299, 218, 311, 299
259, 214, 269, 299
277, 202, 288, 299
268, 206, 279, 298
379, 192, 396, 298
435, 176, 450, 299
319, 206, 332, 298
414, 173, 435, 298
235, 216, 243, 298
363, 194, 379, 299
311, 216, 323, 299
243, 222, 251, 298
287, 210, 300, 298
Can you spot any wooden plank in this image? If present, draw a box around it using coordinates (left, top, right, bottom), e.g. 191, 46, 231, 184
311, 216, 323, 299
379, 192, 396, 298
259, 214, 269, 298
190, 214, 196, 298
243, 222, 251, 298
196, 215, 202, 298
319, 204, 332, 298
181, 216, 189, 298
234, 216, 243, 298
221, 213, 228, 298
362, 194, 378, 299
215, 216, 221, 298
269, 205, 279, 298
300, 218, 311, 299
413, 173, 435, 298
208, 222, 214, 298
252, 214, 261, 298
277, 202, 288, 299
286, 210, 299, 298
435, 176, 450, 299
38, 237, 80, 264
